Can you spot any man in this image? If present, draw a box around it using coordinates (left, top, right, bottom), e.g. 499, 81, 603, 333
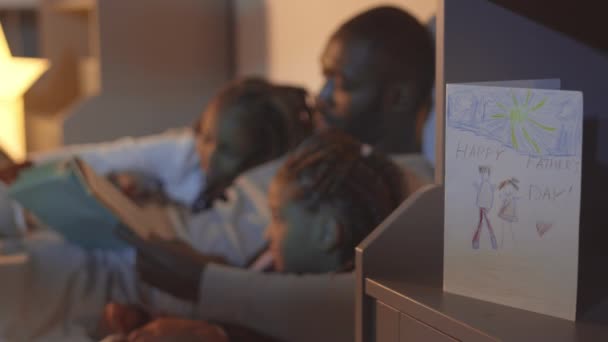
316, 6, 434, 154
0, 6, 435, 342
118, 6, 435, 342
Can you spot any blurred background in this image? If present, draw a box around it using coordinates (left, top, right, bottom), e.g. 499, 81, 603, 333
0, 0, 435, 161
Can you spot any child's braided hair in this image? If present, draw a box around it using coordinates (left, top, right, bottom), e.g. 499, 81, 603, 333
275, 129, 409, 265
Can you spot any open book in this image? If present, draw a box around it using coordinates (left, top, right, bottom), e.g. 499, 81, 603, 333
8, 158, 188, 250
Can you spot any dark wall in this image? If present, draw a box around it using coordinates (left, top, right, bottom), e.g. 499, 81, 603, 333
0, 10, 39, 57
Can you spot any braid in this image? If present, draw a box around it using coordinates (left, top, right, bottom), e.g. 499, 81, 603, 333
276, 129, 409, 264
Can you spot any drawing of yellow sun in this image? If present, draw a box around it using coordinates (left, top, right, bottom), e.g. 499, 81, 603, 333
490, 90, 556, 153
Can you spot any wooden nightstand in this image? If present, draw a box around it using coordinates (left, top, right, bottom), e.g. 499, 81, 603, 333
357, 186, 608, 342
356, 0, 608, 340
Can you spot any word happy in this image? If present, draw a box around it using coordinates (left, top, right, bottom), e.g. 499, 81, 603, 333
455, 141, 505, 161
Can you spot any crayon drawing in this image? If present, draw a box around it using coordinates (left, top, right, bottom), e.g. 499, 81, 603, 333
536, 221, 554, 237
444, 84, 583, 321
447, 87, 582, 158
497, 178, 520, 248
472, 166, 497, 250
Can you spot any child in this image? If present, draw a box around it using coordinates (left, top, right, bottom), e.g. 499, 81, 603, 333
107, 77, 312, 211
104, 78, 314, 266
102, 130, 409, 340
191, 78, 312, 211
266, 129, 408, 273
497, 178, 520, 249
178, 78, 314, 265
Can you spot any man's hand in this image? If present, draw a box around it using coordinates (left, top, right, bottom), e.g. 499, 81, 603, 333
107, 172, 167, 204
0, 161, 32, 184
102, 302, 150, 335
127, 318, 228, 342
115, 227, 226, 302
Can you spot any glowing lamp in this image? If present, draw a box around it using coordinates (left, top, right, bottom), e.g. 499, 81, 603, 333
0, 22, 49, 161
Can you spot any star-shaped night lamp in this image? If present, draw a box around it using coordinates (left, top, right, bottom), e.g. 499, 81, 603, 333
0, 22, 49, 161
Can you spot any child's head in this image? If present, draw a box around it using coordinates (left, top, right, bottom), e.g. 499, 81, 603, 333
499, 177, 519, 195
267, 130, 408, 273
194, 78, 313, 207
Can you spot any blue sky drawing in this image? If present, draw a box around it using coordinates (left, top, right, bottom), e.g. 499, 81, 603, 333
446, 85, 583, 158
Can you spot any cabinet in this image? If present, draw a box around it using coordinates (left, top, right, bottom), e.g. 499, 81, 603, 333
357, 1, 608, 340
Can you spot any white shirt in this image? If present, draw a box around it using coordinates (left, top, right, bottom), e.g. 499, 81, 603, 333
32, 128, 203, 206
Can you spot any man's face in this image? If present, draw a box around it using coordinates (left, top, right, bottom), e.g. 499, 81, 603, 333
316, 35, 386, 144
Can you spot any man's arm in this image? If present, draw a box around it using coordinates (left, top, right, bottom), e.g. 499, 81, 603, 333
125, 234, 355, 342
198, 265, 355, 342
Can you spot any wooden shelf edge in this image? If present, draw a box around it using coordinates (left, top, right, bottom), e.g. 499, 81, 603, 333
52, 0, 95, 13
0, 0, 38, 10
366, 277, 608, 341
365, 278, 495, 341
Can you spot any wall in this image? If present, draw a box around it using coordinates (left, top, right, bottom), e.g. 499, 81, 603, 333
60, 0, 233, 145
0, 9, 39, 57
235, 0, 437, 92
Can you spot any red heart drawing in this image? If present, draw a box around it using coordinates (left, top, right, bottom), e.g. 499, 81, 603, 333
536, 221, 553, 237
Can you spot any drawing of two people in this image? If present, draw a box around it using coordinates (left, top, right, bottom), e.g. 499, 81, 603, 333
472, 166, 519, 250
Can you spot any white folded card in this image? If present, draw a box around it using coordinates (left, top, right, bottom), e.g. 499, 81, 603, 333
443, 81, 583, 321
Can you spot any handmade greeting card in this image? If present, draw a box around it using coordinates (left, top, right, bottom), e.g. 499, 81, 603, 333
443, 84, 583, 321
